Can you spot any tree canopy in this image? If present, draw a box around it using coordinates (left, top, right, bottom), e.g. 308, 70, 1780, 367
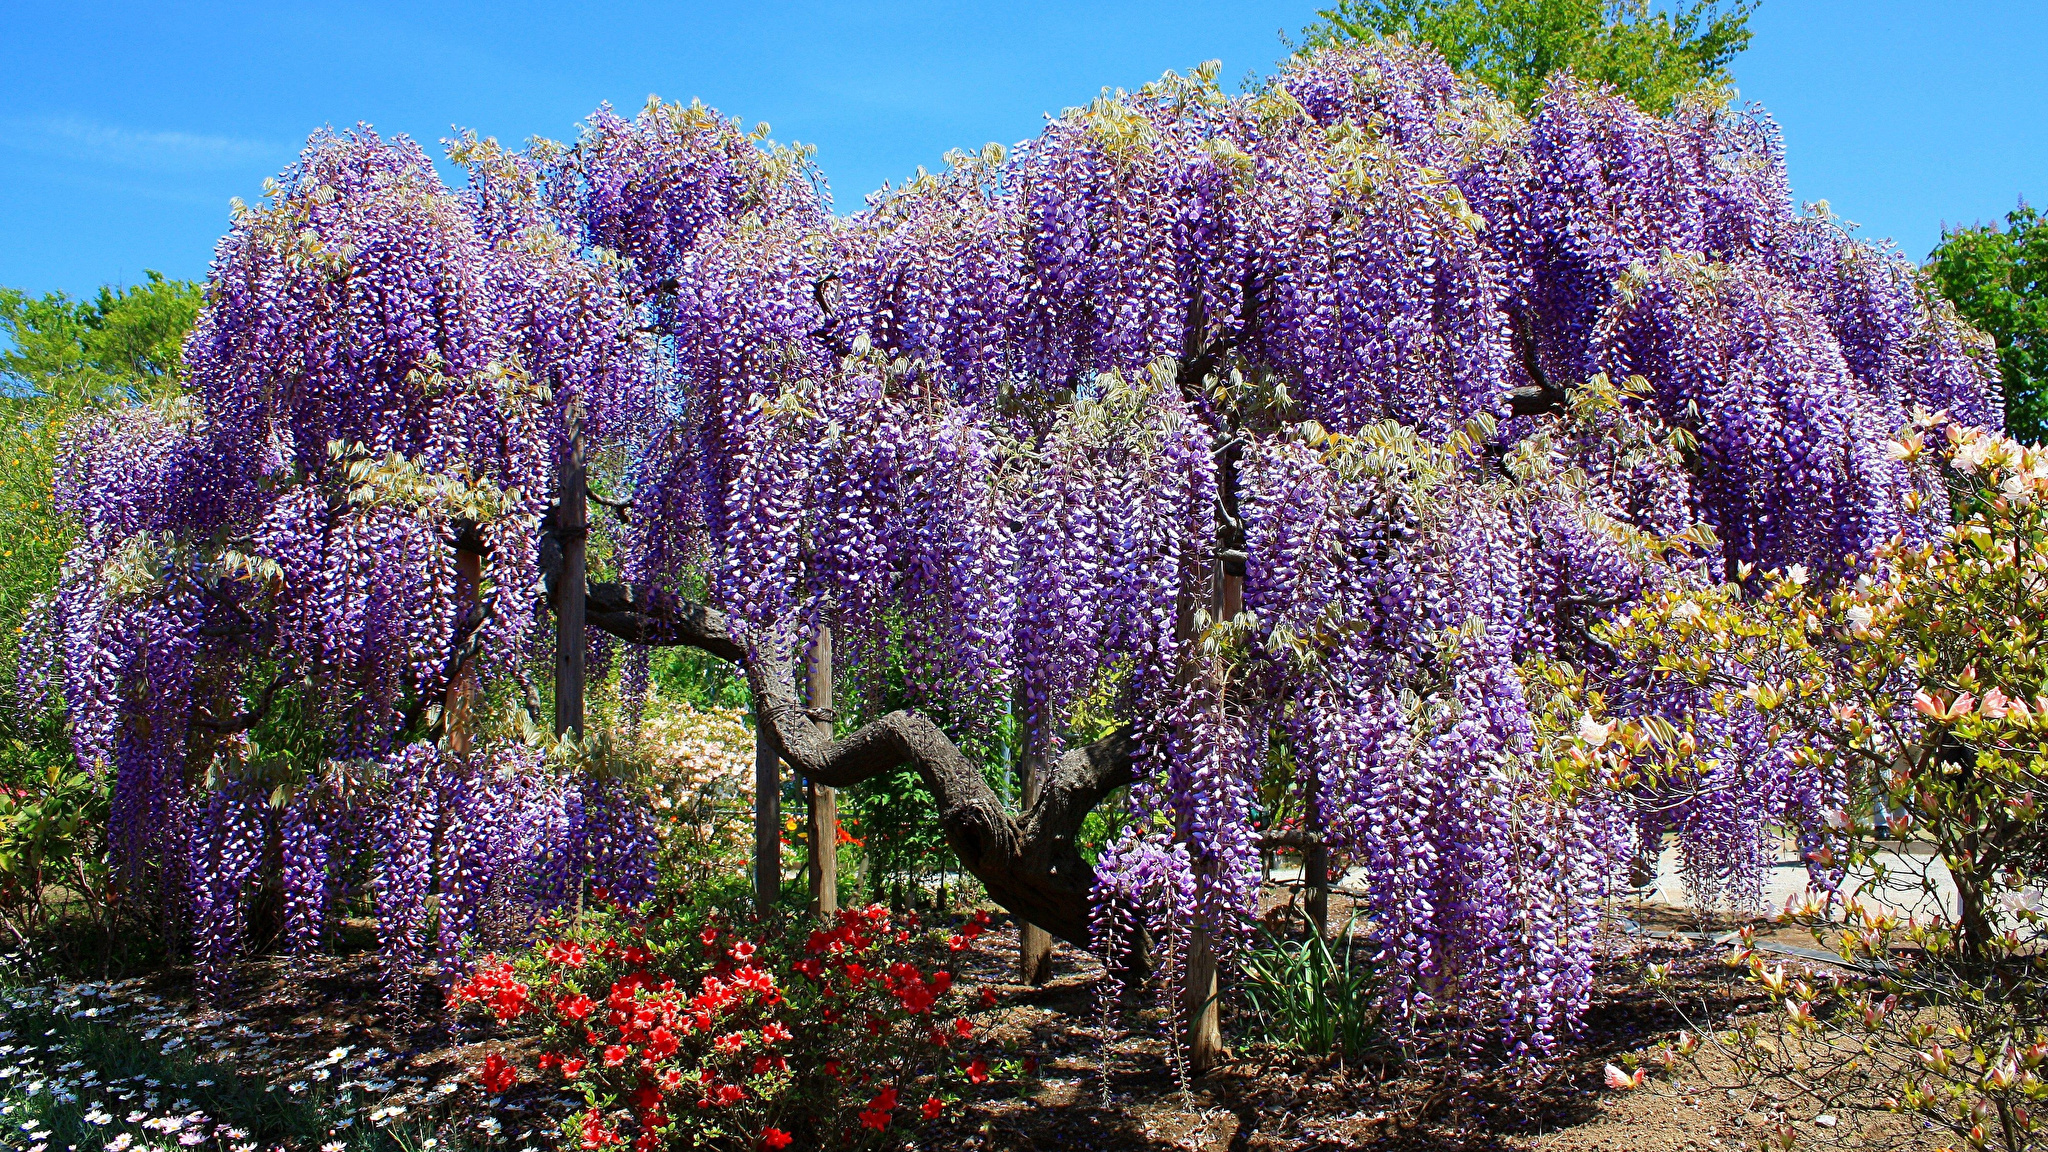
1, 272, 202, 731
1927, 203, 2048, 444
1, 272, 202, 408
38, 40, 1996, 1048
1304, 0, 1756, 113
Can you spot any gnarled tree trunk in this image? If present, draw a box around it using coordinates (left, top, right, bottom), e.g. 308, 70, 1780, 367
578, 579, 1133, 946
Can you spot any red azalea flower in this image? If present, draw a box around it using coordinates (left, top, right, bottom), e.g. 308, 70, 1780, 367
547, 940, 588, 968
922, 1096, 944, 1120
980, 987, 998, 1009
730, 941, 757, 962
603, 1044, 630, 1068
715, 1083, 744, 1106
557, 993, 595, 1020
966, 1057, 989, 1084
578, 1109, 618, 1150
479, 1051, 517, 1094
700, 928, 719, 946
953, 1017, 973, 1039
761, 1021, 791, 1043
561, 1057, 588, 1077
761, 1130, 793, 1150
659, 1068, 684, 1091
859, 1085, 899, 1130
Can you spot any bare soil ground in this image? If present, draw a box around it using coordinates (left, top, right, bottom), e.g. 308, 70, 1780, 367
17, 901, 1948, 1152
925, 906, 1929, 1152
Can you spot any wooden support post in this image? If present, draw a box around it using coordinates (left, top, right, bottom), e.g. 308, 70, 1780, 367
753, 698, 781, 912
1183, 561, 1238, 1074
1185, 924, 1222, 1069
553, 398, 587, 739
1304, 833, 1330, 939
1305, 764, 1329, 936
1018, 741, 1053, 984
806, 623, 838, 918
445, 537, 483, 756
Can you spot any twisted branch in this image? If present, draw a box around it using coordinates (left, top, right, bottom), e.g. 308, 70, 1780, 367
569, 579, 1132, 944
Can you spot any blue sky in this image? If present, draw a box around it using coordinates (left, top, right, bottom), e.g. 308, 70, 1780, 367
3, 1, 2044, 300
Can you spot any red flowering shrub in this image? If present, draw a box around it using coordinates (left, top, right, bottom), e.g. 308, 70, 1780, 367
453, 902, 1020, 1150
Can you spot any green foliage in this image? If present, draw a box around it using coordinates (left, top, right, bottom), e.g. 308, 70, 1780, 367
0, 274, 202, 959
1303, 0, 1756, 113
844, 766, 952, 907
651, 646, 750, 712
1928, 204, 2048, 444
0, 763, 111, 945
0, 272, 202, 407
827, 617, 1017, 908
1073, 788, 1132, 866
1236, 917, 1387, 1059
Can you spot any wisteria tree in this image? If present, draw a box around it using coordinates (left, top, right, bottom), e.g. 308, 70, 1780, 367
35, 41, 1999, 1050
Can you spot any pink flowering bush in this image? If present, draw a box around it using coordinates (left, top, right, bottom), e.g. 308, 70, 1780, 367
1565, 416, 2048, 1150
454, 901, 1022, 1151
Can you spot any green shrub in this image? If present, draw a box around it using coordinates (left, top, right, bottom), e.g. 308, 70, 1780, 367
1236, 916, 1387, 1060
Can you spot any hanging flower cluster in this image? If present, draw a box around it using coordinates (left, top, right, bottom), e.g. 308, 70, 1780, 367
43, 126, 655, 991
40, 37, 1999, 1050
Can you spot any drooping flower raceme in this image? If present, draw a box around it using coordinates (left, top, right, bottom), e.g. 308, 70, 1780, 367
41, 41, 1998, 1050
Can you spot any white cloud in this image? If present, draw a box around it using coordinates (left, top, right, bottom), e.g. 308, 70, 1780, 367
1, 115, 283, 173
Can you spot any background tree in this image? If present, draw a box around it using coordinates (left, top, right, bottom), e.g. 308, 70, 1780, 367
0, 271, 201, 689
1303, 0, 1756, 113
1927, 203, 2048, 444
0, 271, 201, 942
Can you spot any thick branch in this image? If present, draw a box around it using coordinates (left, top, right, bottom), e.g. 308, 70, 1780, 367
1507, 307, 1565, 417
743, 642, 1132, 944
568, 577, 1129, 940
584, 582, 746, 662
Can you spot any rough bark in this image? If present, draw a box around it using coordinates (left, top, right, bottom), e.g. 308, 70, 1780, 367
572, 585, 1133, 946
